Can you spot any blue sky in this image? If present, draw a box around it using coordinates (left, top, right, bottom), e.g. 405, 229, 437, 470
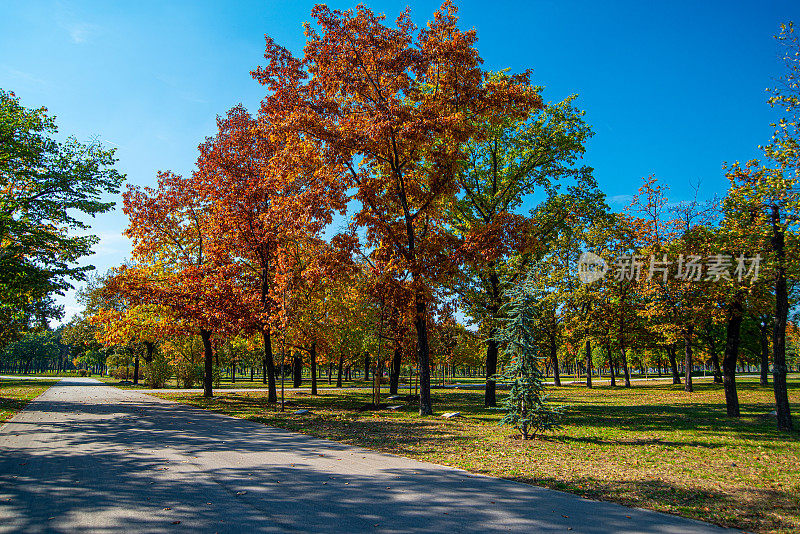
2, 0, 798, 321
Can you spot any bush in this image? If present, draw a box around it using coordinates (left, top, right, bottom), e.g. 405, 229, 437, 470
144, 354, 172, 389
174, 363, 203, 388
110, 366, 136, 380
76, 369, 89, 377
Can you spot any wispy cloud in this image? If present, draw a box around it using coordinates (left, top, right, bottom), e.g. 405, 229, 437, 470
608, 194, 633, 206
2, 66, 47, 86
155, 74, 209, 104
63, 21, 98, 44
90, 232, 132, 257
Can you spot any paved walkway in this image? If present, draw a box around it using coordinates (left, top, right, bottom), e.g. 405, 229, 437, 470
0, 378, 730, 533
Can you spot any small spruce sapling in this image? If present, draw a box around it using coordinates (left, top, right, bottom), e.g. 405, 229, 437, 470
495, 280, 564, 439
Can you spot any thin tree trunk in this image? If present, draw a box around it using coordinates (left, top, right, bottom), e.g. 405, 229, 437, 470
620, 345, 631, 387
550, 333, 561, 387
485, 333, 498, 406
336, 353, 344, 388
133, 354, 140, 385
389, 346, 402, 395
667, 343, 681, 384
201, 328, 213, 398
262, 330, 277, 402
684, 324, 694, 392
722, 291, 744, 417
607, 344, 616, 387
585, 339, 592, 388
310, 343, 318, 395
363, 353, 370, 382
710, 349, 723, 384
760, 320, 770, 387
292, 354, 302, 388
772, 205, 793, 430
415, 297, 433, 415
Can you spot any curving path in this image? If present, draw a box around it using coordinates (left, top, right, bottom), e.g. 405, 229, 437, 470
0, 378, 732, 533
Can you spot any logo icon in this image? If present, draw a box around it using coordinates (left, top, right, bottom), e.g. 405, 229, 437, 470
577, 252, 607, 283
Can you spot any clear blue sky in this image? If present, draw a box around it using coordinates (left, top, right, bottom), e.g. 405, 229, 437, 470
2, 0, 798, 321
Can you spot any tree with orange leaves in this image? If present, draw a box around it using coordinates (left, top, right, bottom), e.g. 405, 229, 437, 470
195, 104, 346, 402
253, 1, 539, 414
121, 171, 225, 397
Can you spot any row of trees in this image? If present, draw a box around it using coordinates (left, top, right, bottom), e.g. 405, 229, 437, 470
92, 2, 589, 415
3, 4, 796, 432
86, 6, 798, 431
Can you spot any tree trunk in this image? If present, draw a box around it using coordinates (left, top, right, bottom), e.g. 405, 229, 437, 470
415, 297, 433, 415
771, 205, 793, 430
133, 354, 140, 385
607, 344, 616, 387
363, 353, 370, 382
201, 328, 213, 398
620, 345, 631, 387
262, 330, 277, 402
310, 343, 318, 395
484, 333, 498, 407
722, 291, 744, 417
684, 324, 694, 392
550, 333, 561, 387
759, 320, 770, 387
336, 353, 344, 388
585, 339, 592, 388
292, 354, 302, 388
667, 343, 681, 384
709, 349, 723, 384
389, 346, 402, 395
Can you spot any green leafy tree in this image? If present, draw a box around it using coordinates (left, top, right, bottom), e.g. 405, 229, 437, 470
451, 85, 595, 406
0, 90, 124, 345
719, 22, 800, 430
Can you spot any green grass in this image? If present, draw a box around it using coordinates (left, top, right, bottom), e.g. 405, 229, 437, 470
152, 376, 800, 534
0, 378, 57, 423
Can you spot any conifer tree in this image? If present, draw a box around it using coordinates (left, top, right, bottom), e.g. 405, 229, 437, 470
495, 277, 563, 440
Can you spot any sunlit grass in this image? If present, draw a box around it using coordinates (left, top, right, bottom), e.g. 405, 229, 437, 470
154, 376, 800, 533
0, 379, 56, 423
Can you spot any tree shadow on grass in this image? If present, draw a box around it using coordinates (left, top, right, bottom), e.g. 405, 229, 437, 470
509, 474, 798, 534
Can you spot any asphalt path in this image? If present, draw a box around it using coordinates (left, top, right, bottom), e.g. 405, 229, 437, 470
0, 378, 732, 533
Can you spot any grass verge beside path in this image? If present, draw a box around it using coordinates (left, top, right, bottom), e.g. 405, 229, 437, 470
152, 377, 800, 534
0, 379, 57, 424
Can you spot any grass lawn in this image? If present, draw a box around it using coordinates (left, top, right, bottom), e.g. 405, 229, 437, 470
0, 379, 57, 424
152, 376, 800, 534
